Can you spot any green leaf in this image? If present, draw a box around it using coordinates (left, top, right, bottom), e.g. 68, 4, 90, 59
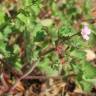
0, 11, 5, 25
0, 41, 9, 57
51, 2, 59, 16
82, 62, 96, 79
0, 41, 6, 53
31, 5, 40, 15
80, 81, 93, 92
88, 33, 96, 47
35, 31, 45, 42
15, 59, 22, 71
38, 58, 59, 76
72, 63, 81, 74
70, 50, 86, 59
69, 36, 85, 48
82, 75, 96, 84
3, 26, 12, 38
23, 0, 32, 6
14, 19, 26, 32
0, 32, 4, 40
17, 13, 27, 24
30, 24, 43, 39
83, 0, 92, 16
59, 26, 77, 37
13, 44, 20, 54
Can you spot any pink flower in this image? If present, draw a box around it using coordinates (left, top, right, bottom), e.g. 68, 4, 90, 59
81, 24, 91, 40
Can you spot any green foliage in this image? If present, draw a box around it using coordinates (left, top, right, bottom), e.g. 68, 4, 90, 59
0, 0, 95, 93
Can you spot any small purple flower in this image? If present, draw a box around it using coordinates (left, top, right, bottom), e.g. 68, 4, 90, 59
81, 23, 91, 40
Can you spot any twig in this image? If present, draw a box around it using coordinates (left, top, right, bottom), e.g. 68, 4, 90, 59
22, 76, 47, 80
22, 75, 64, 80
10, 60, 38, 91
39, 45, 55, 57
20, 61, 38, 80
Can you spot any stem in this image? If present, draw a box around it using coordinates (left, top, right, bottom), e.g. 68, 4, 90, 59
39, 45, 55, 57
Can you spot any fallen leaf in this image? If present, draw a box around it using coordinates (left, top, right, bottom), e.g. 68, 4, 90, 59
85, 49, 96, 61
15, 81, 25, 92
